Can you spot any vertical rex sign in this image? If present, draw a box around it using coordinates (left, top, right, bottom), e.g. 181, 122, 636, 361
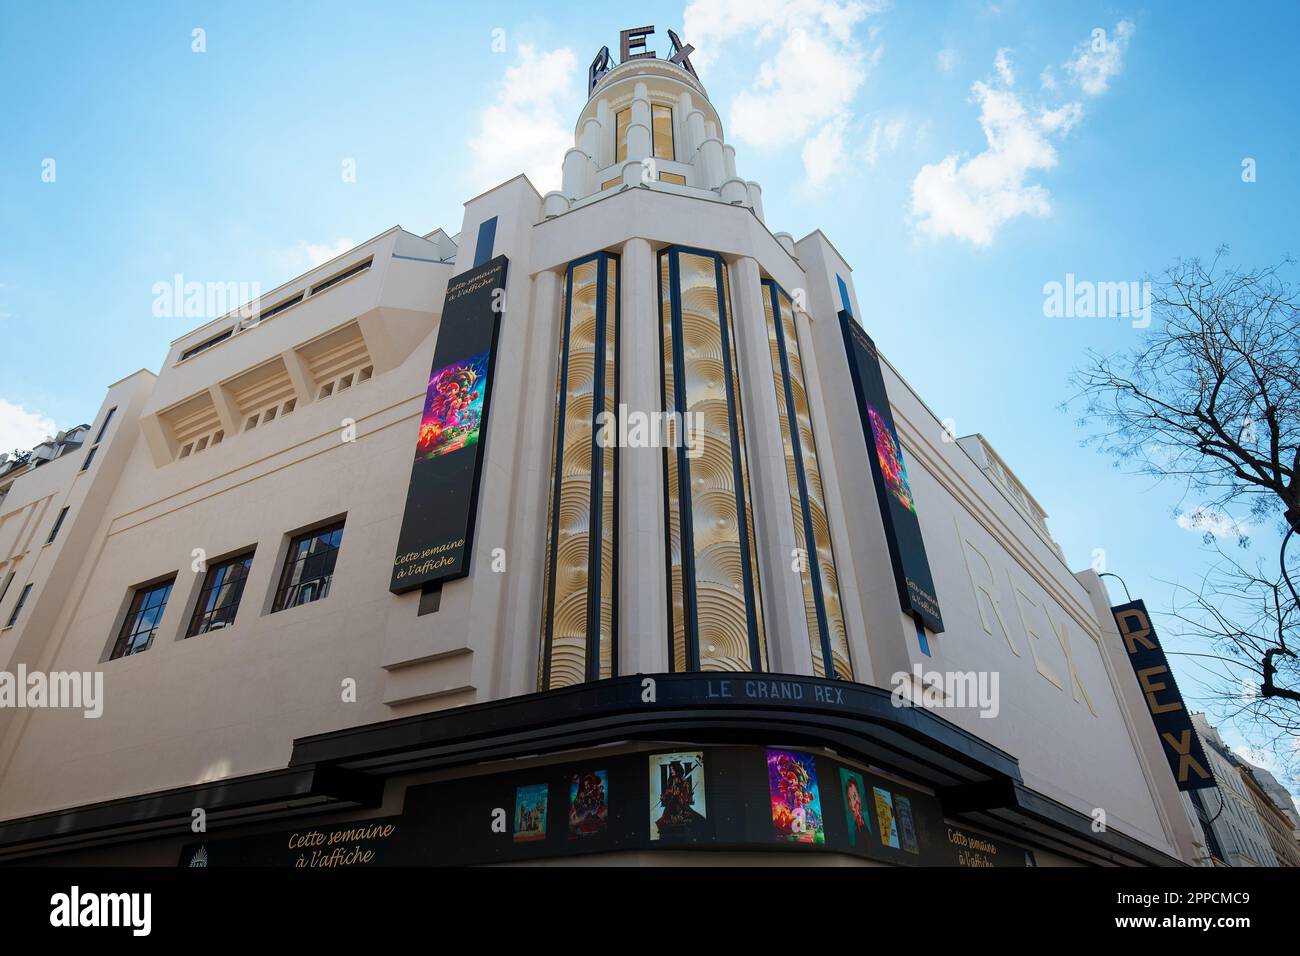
838, 310, 944, 633
390, 255, 509, 593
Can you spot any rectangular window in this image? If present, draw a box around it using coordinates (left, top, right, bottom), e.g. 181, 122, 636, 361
310, 258, 372, 296
658, 171, 687, 186
257, 293, 305, 322
600, 177, 621, 191
110, 578, 175, 658
46, 507, 69, 545
180, 330, 233, 362
659, 247, 766, 674
538, 254, 619, 690
615, 107, 630, 163
272, 521, 344, 612
94, 407, 117, 443
81, 445, 98, 471
5, 582, 31, 627
651, 104, 675, 160
186, 551, 255, 637
0, 571, 13, 606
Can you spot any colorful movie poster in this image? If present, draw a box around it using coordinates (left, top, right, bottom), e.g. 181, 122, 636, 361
867, 403, 915, 512
415, 352, 488, 461
839, 768, 870, 848
513, 784, 548, 844
767, 750, 825, 845
873, 786, 899, 849
567, 770, 609, 840
649, 752, 707, 842
894, 795, 920, 854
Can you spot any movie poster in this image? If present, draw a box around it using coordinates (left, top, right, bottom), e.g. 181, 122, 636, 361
390, 255, 508, 593
415, 352, 489, 460
838, 311, 944, 633
839, 768, 870, 848
649, 752, 707, 842
873, 786, 899, 849
767, 750, 825, 845
567, 770, 609, 840
894, 795, 920, 854
867, 403, 915, 512
513, 783, 548, 844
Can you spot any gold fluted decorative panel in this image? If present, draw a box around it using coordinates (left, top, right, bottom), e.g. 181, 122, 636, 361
660, 248, 766, 673
763, 281, 852, 679
540, 255, 618, 689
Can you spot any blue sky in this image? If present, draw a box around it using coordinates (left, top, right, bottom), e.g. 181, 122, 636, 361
2, 2, 1297, 791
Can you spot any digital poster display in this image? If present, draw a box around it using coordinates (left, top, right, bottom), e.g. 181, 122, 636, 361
1112, 599, 1215, 791
649, 751, 708, 843
767, 749, 825, 845
390, 255, 508, 593
568, 770, 609, 839
179, 745, 1033, 867
838, 310, 944, 633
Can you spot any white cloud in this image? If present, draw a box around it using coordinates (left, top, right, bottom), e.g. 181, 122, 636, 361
1065, 20, 1134, 95
802, 115, 849, 190
684, 0, 877, 184
1176, 507, 1252, 540
467, 44, 579, 196
937, 48, 958, 73
911, 52, 1080, 246
911, 20, 1131, 247
0, 399, 59, 453
993, 47, 1015, 86
863, 116, 907, 165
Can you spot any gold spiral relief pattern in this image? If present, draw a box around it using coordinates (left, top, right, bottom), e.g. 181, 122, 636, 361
765, 282, 853, 680
540, 257, 618, 689
661, 250, 766, 673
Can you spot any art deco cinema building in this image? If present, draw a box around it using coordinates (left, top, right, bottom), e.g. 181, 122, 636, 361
0, 28, 1204, 866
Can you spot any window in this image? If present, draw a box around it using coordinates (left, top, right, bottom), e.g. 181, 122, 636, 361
46, 507, 69, 545
110, 577, 175, 658
186, 551, 255, 636
0, 571, 13, 606
658, 247, 766, 674
761, 279, 852, 680
81, 445, 98, 471
5, 583, 33, 627
538, 253, 619, 691
659, 171, 687, 186
258, 293, 304, 322
615, 107, 630, 163
272, 521, 344, 612
94, 406, 117, 443
600, 177, 621, 191
310, 258, 372, 296
180, 330, 233, 362
651, 104, 675, 160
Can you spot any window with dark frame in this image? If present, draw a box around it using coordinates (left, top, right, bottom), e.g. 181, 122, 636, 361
271, 521, 344, 612
94, 406, 117, 444
46, 506, 69, 544
81, 445, 98, 471
186, 551, 255, 637
6, 582, 34, 628
110, 577, 175, 658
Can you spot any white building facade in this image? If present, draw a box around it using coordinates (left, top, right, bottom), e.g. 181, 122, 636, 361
0, 28, 1202, 866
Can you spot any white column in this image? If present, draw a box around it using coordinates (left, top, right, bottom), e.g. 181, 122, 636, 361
627, 82, 652, 163
561, 147, 591, 200
723, 144, 737, 180
500, 268, 564, 695
699, 138, 725, 189
730, 256, 815, 675
618, 238, 669, 675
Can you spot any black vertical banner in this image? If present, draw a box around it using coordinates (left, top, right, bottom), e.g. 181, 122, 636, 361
838, 311, 944, 633
390, 256, 508, 593
1112, 599, 1215, 791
